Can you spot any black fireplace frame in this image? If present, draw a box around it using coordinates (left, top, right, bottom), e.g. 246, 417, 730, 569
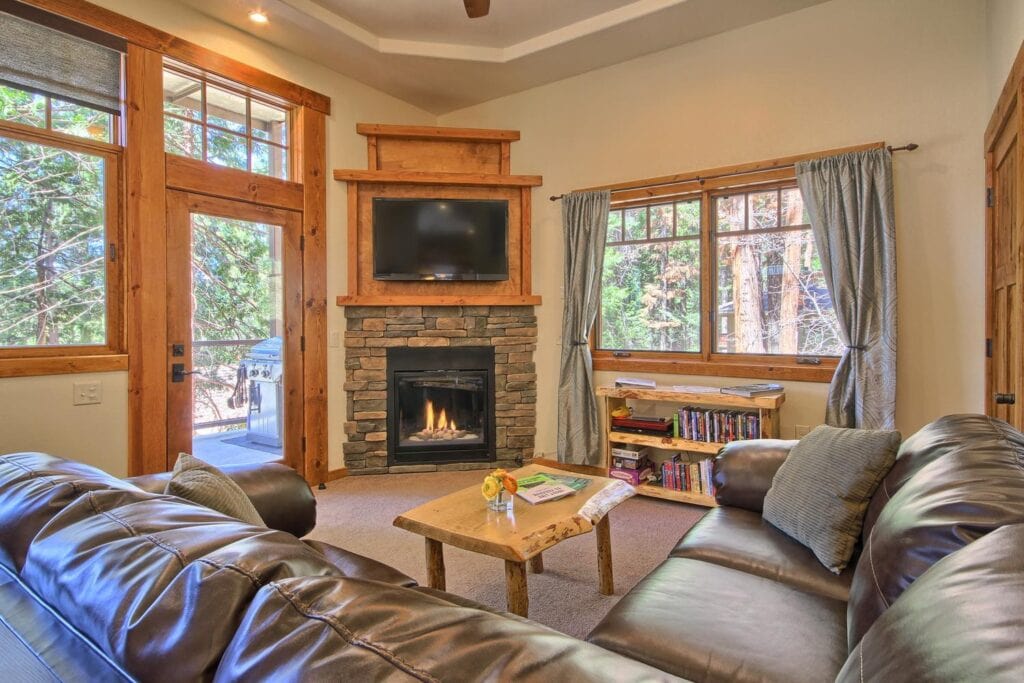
386, 346, 496, 466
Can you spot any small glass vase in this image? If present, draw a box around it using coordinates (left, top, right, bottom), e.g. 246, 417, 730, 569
487, 489, 511, 511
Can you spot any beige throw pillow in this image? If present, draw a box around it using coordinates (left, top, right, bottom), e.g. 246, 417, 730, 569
165, 453, 265, 526
762, 425, 900, 574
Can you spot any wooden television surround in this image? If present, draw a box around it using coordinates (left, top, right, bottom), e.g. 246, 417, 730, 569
335, 124, 542, 307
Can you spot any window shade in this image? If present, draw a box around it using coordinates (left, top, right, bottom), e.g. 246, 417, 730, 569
0, 10, 122, 114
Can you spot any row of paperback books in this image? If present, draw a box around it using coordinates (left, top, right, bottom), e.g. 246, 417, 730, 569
675, 407, 761, 443
661, 456, 716, 496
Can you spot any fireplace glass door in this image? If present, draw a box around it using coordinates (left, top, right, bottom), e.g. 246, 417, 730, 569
397, 371, 487, 448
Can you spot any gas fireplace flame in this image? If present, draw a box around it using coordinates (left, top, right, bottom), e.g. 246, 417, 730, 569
423, 400, 458, 434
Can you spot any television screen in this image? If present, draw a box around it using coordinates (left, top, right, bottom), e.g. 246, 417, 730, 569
372, 198, 509, 281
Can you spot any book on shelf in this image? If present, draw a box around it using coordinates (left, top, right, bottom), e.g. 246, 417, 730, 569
614, 377, 657, 389
720, 383, 783, 397
660, 456, 716, 497
676, 407, 761, 443
611, 415, 672, 435
516, 473, 592, 505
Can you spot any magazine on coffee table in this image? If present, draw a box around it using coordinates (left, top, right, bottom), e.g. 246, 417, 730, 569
516, 473, 592, 505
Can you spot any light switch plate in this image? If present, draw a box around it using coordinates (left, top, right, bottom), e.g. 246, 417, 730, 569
329, 330, 341, 348
73, 381, 102, 406
794, 424, 810, 438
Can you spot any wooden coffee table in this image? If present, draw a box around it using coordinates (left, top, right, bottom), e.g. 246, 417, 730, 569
393, 464, 635, 617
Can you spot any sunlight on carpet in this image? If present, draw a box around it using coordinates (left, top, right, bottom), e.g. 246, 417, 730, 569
307, 469, 706, 638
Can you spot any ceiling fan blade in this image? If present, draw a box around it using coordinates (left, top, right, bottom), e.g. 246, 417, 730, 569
464, 0, 490, 18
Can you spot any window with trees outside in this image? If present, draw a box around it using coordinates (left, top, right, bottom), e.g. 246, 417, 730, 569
596, 178, 843, 381
162, 63, 290, 179
0, 84, 121, 352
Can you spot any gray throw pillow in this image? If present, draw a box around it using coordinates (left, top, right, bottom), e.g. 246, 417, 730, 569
763, 425, 900, 574
165, 453, 265, 526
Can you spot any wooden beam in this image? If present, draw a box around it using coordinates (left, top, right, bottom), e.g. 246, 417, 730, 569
125, 45, 169, 476
0, 355, 128, 378
337, 295, 543, 307
333, 170, 543, 187
165, 155, 305, 211
18, 0, 331, 114
356, 123, 520, 142
297, 106, 329, 486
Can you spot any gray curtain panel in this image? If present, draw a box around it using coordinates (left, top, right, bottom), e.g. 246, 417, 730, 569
796, 149, 897, 429
557, 190, 611, 465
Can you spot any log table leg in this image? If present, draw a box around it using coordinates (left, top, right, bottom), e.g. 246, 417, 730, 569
505, 560, 529, 617
425, 538, 446, 591
528, 553, 544, 574
596, 515, 614, 596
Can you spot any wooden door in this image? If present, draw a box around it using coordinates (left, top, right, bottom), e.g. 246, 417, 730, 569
165, 191, 304, 471
986, 90, 1024, 429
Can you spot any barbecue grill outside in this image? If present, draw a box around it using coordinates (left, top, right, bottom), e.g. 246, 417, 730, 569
241, 336, 283, 448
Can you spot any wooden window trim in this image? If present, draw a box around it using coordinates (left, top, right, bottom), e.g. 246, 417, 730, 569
0, 120, 126, 373
592, 162, 841, 384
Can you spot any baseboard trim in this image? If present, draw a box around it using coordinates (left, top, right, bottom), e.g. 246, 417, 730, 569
325, 467, 349, 482
531, 457, 607, 477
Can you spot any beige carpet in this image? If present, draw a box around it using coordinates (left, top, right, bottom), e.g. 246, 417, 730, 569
308, 469, 705, 638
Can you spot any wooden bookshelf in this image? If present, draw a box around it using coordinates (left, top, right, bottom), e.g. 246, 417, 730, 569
597, 385, 784, 507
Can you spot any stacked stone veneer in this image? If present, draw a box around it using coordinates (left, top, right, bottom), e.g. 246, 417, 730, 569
343, 306, 537, 474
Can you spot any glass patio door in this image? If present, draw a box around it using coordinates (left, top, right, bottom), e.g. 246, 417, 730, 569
165, 191, 302, 470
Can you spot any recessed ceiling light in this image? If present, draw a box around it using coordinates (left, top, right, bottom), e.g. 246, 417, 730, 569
248, 10, 269, 24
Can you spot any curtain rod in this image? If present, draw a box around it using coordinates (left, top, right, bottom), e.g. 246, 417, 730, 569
549, 143, 919, 202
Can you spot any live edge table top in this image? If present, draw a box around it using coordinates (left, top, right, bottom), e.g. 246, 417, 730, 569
393, 464, 636, 563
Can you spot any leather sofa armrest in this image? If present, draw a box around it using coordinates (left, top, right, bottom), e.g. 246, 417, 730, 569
127, 463, 316, 538
713, 439, 796, 512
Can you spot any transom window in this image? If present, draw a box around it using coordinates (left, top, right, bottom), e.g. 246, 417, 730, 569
0, 84, 115, 143
162, 64, 290, 179
596, 175, 843, 381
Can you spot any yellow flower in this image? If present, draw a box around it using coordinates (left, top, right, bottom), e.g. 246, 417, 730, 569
492, 468, 508, 478
481, 476, 501, 500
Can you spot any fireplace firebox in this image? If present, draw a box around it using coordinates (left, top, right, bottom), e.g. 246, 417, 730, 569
386, 347, 496, 466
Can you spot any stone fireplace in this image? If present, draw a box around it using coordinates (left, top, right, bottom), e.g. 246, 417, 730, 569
387, 346, 495, 466
343, 306, 536, 474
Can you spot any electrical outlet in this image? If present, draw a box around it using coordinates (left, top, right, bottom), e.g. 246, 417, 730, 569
73, 381, 102, 406
794, 424, 810, 438
329, 330, 341, 348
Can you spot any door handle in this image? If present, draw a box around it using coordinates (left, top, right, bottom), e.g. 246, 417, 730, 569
172, 363, 200, 383
994, 393, 1016, 405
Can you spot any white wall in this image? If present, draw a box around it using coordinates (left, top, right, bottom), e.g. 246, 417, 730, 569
0, 0, 434, 474
439, 0, 990, 454
987, 0, 1024, 108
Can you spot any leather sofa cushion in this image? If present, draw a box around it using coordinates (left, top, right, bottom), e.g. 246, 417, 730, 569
712, 439, 795, 512
847, 415, 1024, 649
303, 539, 417, 587
20, 487, 342, 682
670, 506, 852, 602
128, 461, 317, 538
587, 558, 848, 683
215, 576, 680, 682
838, 523, 1024, 682
0, 452, 132, 570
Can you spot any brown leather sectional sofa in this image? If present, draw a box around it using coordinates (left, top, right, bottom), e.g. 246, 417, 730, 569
1, 413, 1022, 681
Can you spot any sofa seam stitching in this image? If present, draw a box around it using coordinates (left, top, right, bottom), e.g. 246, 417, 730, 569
866, 526, 889, 608
272, 582, 440, 683
196, 557, 261, 587
88, 495, 188, 568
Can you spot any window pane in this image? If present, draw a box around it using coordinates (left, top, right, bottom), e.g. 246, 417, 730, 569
0, 85, 46, 128
163, 70, 202, 121
206, 128, 248, 171
607, 210, 622, 242
0, 135, 107, 346
781, 187, 809, 226
251, 141, 288, 180
50, 98, 112, 143
748, 190, 778, 230
600, 239, 700, 353
650, 204, 673, 238
716, 194, 745, 232
624, 207, 647, 241
676, 199, 700, 235
206, 85, 247, 134
164, 117, 203, 158
250, 100, 288, 146
715, 229, 842, 356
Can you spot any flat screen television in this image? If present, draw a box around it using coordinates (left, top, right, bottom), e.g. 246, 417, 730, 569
372, 198, 509, 281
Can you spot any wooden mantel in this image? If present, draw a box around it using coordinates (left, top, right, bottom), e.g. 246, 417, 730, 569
335, 124, 542, 307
